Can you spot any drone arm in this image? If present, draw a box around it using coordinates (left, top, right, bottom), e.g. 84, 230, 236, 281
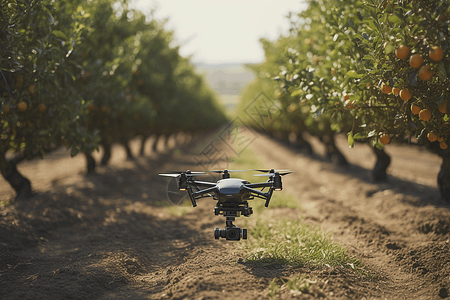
245, 182, 273, 189
190, 180, 217, 187
243, 185, 274, 207
193, 186, 218, 197
242, 186, 269, 198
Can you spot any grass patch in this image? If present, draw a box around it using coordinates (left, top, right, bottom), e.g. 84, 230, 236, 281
228, 147, 366, 277
268, 275, 314, 299
267, 278, 280, 300
244, 218, 363, 271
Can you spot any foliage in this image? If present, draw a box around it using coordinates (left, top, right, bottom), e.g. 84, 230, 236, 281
0, 0, 227, 196
259, 0, 449, 149
0, 0, 97, 161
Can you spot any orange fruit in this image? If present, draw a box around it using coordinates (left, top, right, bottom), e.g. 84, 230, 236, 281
395, 45, 410, 59
38, 103, 46, 112
411, 105, 421, 115
439, 102, 447, 114
399, 88, 412, 101
18, 101, 27, 112
419, 109, 432, 121
4, 105, 10, 113
86, 103, 94, 110
380, 134, 390, 145
392, 87, 401, 95
410, 54, 424, 69
429, 46, 444, 62
441, 141, 448, 149
381, 84, 392, 94
418, 64, 433, 81
427, 132, 438, 142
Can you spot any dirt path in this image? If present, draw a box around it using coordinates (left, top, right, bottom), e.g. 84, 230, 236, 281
250, 132, 450, 299
1, 129, 449, 299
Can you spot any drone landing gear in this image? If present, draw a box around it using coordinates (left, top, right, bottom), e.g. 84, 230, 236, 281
213, 202, 252, 241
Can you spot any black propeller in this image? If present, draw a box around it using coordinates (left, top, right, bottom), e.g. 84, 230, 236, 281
254, 169, 290, 173
254, 171, 294, 177
206, 169, 247, 173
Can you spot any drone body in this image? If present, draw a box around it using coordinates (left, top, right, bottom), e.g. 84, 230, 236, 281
159, 169, 292, 241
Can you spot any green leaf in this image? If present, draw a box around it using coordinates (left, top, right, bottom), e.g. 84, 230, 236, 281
52, 30, 68, 40
384, 42, 395, 54
364, 19, 378, 32
290, 89, 303, 97
347, 132, 354, 148
438, 61, 447, 81
353, 132, 364, 140
388, 14, 402, 25
346, 70, 364, 78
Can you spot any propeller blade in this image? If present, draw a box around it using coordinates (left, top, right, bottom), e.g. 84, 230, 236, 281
254, 169, 290, 173
163, 170, 206, 174
159, 173, 181, 177
159, 172, 207, 177
206, 169, 248, 173
254, 171, 294, 177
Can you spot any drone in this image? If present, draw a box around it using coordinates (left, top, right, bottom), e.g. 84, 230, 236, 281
159, 169, 293, 241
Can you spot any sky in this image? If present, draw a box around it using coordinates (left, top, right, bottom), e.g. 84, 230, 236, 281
129, 0, 307, 64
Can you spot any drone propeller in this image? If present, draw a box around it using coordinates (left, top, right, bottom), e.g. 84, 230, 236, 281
206, 169, 248, 173
254, 169, 290, 173
254, 171, 294, 177
159, 170, 207, 177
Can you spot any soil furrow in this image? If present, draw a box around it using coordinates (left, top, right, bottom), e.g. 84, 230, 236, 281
249, 131, 450, 299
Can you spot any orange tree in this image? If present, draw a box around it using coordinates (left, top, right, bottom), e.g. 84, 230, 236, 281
237, 2, 356, 165
0, 0, 97, 197
72, 0, 149, 171
335, 0, 450, 199
276, 0, 450, 199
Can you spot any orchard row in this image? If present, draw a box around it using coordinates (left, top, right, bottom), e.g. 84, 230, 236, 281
237, 0, 450, 200
0, 0, 227, 197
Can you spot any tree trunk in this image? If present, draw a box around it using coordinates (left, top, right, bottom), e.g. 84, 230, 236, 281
372, 146, 391, 182
152, 134, 160, 153
0, 154, 32, 199
84, 151, 96, 173
438, 150, 450, 202
294, 132, 313, 155
164, 133, 172, 149
321, 134, 348, 165
101, 142, 111, 165
140, 135, 148, 156
123, 141, 133, 160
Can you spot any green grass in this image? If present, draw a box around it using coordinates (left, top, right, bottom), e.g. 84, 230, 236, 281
243, 218, 363, 270
268, 275, 313, 299
229, 148, 365, 276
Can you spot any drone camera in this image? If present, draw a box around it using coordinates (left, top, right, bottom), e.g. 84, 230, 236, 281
214, 227, 247, 241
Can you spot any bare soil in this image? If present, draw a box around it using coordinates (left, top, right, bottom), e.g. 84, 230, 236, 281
1, 129, 449, 300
